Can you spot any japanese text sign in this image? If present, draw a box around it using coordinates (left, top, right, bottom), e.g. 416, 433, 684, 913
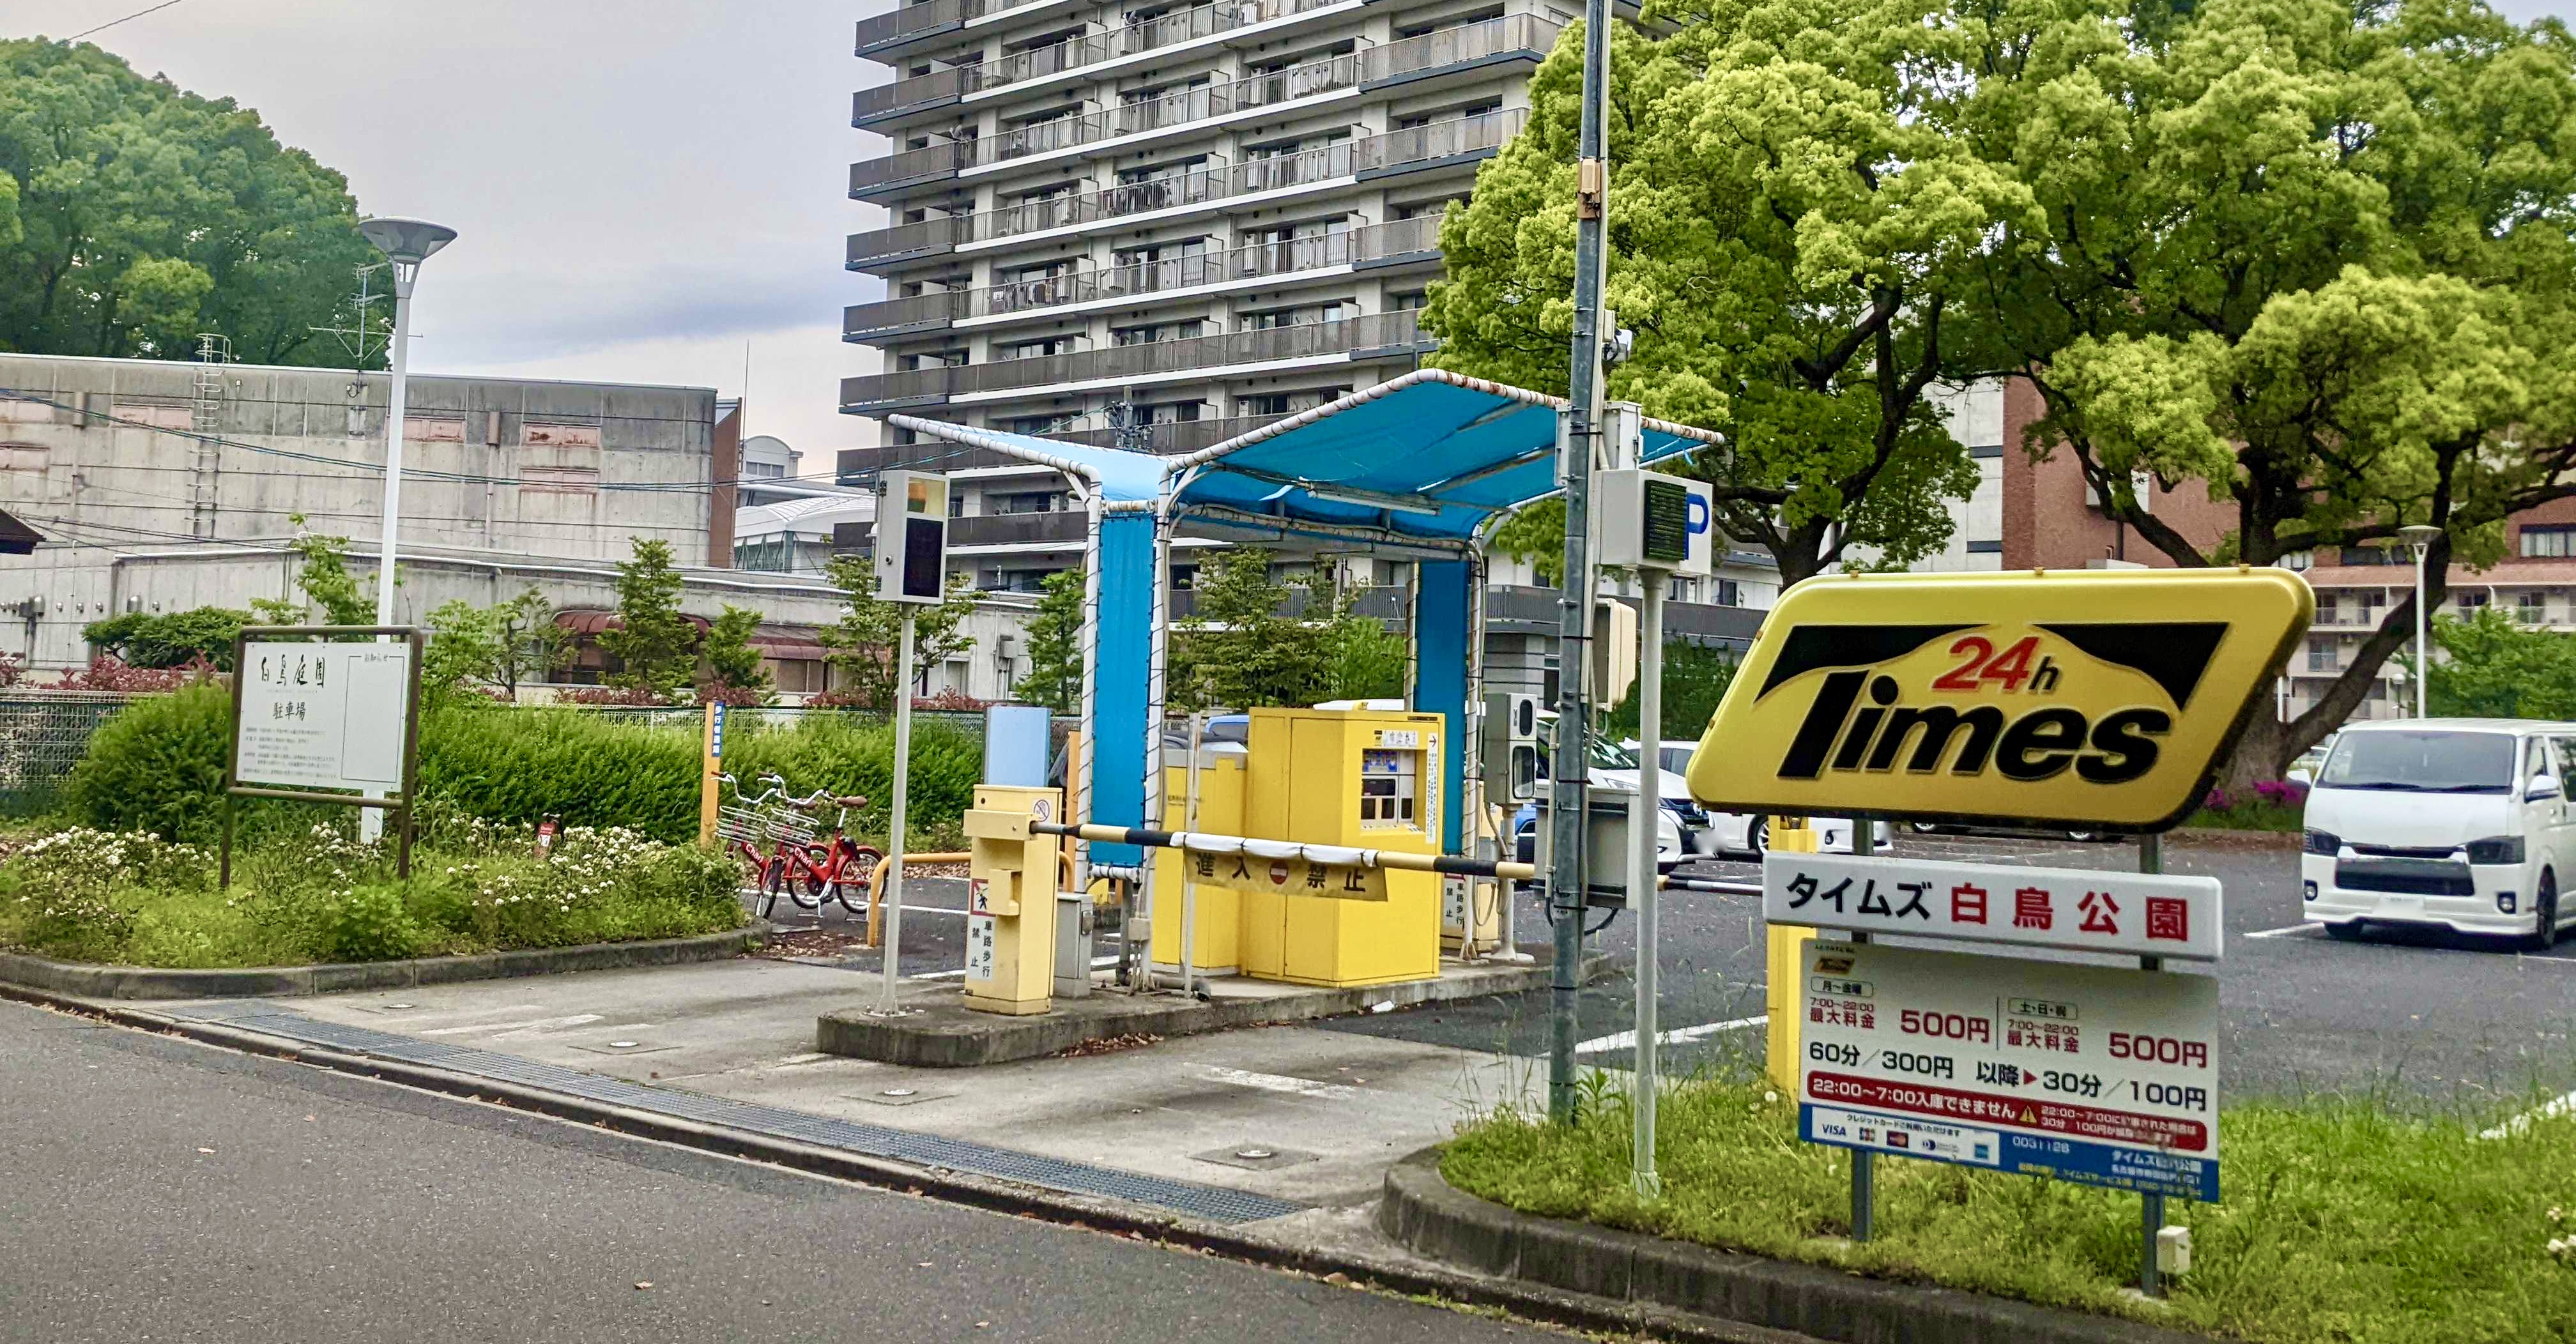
1184, 846, 1389, 903
1684, 569, 2311, 831
234, 641, 413, 794
1798, 940, 2220, 1201
1763, 851, 2221, 961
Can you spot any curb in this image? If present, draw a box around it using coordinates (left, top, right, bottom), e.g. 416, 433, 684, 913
0, 922, 769, 1000
819, 955, 1581, 1067
2166, 827, 2301, 851
3, 981, 1823, 1344
1378, 1149, 2213, 1344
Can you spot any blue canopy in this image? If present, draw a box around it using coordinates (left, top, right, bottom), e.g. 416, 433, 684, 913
890, 369, 1721, 545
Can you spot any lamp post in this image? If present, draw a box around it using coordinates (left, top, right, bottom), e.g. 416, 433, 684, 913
355, 217, 457, 843
2400, 524, 2442, 719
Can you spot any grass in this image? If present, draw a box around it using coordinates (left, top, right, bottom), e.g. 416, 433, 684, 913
0, 818, 748, 969
1444, 1072, 2576, 1344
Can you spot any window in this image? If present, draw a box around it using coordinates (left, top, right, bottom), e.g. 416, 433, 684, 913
1112, 319, 1203, 346
990, 490, 1067, 515
2523, 525, 2576, 558
2520, 592, 2549, 624
1965, 540, 2003, 554
1715, 579, 1742, 607
2278, 550, 2312, 570
2340, 545, 2401, 565
1241, 301, 1346, 330
1006, 335, 1077, 360
2315, 593, 2339, 625
1389, 291, 1429, 311
1393, 197, 1461, 221
1238, 388, 1347, 417
2456, 590, 2492, 612
2306, 636, 2336, 673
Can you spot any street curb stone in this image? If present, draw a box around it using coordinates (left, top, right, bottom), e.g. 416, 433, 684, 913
1378, 1148, 2215, 1344
0, 922, 768, 1000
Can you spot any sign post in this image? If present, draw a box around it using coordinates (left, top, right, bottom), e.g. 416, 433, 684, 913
1692, 567, 2306, 1291
871, 470, 951, 1018
223, 627, 424, 885
698, 701, 728, 847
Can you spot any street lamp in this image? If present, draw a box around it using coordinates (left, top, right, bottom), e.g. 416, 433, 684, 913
356, 217, 456, 844
2400, 524, 2442, 719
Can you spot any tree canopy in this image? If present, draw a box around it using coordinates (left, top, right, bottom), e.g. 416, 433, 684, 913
0, 39, 382, 365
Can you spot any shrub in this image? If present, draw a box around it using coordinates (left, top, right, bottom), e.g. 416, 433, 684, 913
416, 706, 702, 841
723, 712, 981, 848
59, 684, 240, 841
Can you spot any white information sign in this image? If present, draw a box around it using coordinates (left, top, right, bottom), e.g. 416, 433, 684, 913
963, 876, 998, 984
1797, 940, 2221, 1200
1763, 851, 2222, 961
234, 641, 414, 793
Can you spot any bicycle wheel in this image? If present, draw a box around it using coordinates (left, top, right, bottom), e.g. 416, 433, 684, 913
750, 853, 782, 920
834, 846, 886, 915
778, 847, 827, 912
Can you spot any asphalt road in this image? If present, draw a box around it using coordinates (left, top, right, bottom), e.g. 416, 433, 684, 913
1328, 833, 2576, 1110
0, 998, 1567, 1344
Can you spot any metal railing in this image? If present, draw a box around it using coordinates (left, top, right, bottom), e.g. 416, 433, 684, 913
0, 691, 139, 817
846, 109, 1523, 264
1361, 14, 1558, 83
848, 19, 1549, 194
844, 218, 1443, 339
854, 0, 1347, 119
842, 310, 1434, 408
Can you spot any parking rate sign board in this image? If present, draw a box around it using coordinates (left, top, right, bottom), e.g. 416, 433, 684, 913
1798, 940, 2221, 1200
1764, 851, 2223, 960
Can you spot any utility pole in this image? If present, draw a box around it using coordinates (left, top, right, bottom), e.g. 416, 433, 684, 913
1547, 0, 1615, 1124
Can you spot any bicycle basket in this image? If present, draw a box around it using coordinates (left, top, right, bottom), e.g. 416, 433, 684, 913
717, 803, 818, 848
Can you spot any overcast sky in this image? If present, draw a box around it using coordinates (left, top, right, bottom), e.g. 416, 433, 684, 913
16, 0, 894, 476
13, 0, 2570, 475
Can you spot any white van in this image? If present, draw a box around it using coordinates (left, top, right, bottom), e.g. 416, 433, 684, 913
2302, 719, 2576, 948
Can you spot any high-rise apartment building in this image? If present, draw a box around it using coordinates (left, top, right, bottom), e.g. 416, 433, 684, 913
836, 0, 1575, 589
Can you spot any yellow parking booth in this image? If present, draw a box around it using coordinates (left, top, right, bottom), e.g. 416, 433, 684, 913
1151, 749, 1246, 975
1763, 816, 1817, 1090
1239, 706, 1444, 987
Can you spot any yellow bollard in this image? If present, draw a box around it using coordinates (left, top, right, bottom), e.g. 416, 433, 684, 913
1763, 816, 1817, 1092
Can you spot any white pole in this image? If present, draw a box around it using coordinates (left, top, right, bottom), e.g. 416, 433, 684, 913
1181, 711, 1202, 996
2414, 549, 2429, 719
1631, 574, 1664, 1200
357, 282, 415, 846
877, 609, 917, 1014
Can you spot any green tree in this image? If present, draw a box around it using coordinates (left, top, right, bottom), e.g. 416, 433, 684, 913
1013, 567, 1086, 712
699, 604, 773, 703
1317, 585, 1408, 703
818, 555, 983, 710
249, 527, 376, 627
1424, 3, 2008, 584
597, 538, 698, 698
81, 606, 249, 669
422, 599, 504, 704
0, 40, 383, 365
1169, 549, 1320, 711
490, 587, 572, 694
1960, 0, 2576, 781
2421, 608, 2576, 721
1605, 640, 1738, 742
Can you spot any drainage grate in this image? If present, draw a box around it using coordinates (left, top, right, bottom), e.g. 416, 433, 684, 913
183, 1004, 1305, 1225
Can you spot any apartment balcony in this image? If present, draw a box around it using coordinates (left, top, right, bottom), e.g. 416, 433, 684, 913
1360, 14, 1559, 93
851, 0, 1085, 59
841, 217, 1443, 342
845, 109, 1523, 268
831, 510, 1088, 553
853, 0, 1349, 128
846, 19, 1551, 202
840, 310, 1435, 412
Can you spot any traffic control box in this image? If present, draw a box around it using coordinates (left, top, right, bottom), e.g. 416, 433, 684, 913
962, 785, 1062, 1016
1152, 750, 1247, 975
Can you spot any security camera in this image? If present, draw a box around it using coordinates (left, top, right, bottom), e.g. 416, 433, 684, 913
1604, 327, 1636, 366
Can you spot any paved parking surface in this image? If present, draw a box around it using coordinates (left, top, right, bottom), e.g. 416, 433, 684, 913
1328, 834, 2576, 1110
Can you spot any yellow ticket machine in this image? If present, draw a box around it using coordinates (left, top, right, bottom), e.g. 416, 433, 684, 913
962, 785, 1063, 1015
1238, 707, 1444, 986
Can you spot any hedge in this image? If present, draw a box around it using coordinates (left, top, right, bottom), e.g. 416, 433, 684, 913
59, 687, 983, 846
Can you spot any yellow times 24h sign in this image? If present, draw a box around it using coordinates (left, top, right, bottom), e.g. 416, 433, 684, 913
1685, 569, 2313, 833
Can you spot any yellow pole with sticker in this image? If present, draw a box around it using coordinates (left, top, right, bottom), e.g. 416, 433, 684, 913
698, 701, 726, 847
1764, 816, 1816, 1091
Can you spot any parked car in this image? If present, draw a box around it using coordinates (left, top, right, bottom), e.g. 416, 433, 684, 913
2285, 733, 2338, 786
1515, 737, 1692, 869
1628, 739, 1891, 857
2302, 718, 2576, 949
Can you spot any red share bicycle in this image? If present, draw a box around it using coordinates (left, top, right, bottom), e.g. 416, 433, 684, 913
768, 788, 884, 919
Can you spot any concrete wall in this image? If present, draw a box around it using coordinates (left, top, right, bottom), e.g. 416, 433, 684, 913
0, 351, 718, 565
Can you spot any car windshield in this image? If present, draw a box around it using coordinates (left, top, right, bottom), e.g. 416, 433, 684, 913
2318, 731, 2516, 793
1590, 739, 1639, 770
